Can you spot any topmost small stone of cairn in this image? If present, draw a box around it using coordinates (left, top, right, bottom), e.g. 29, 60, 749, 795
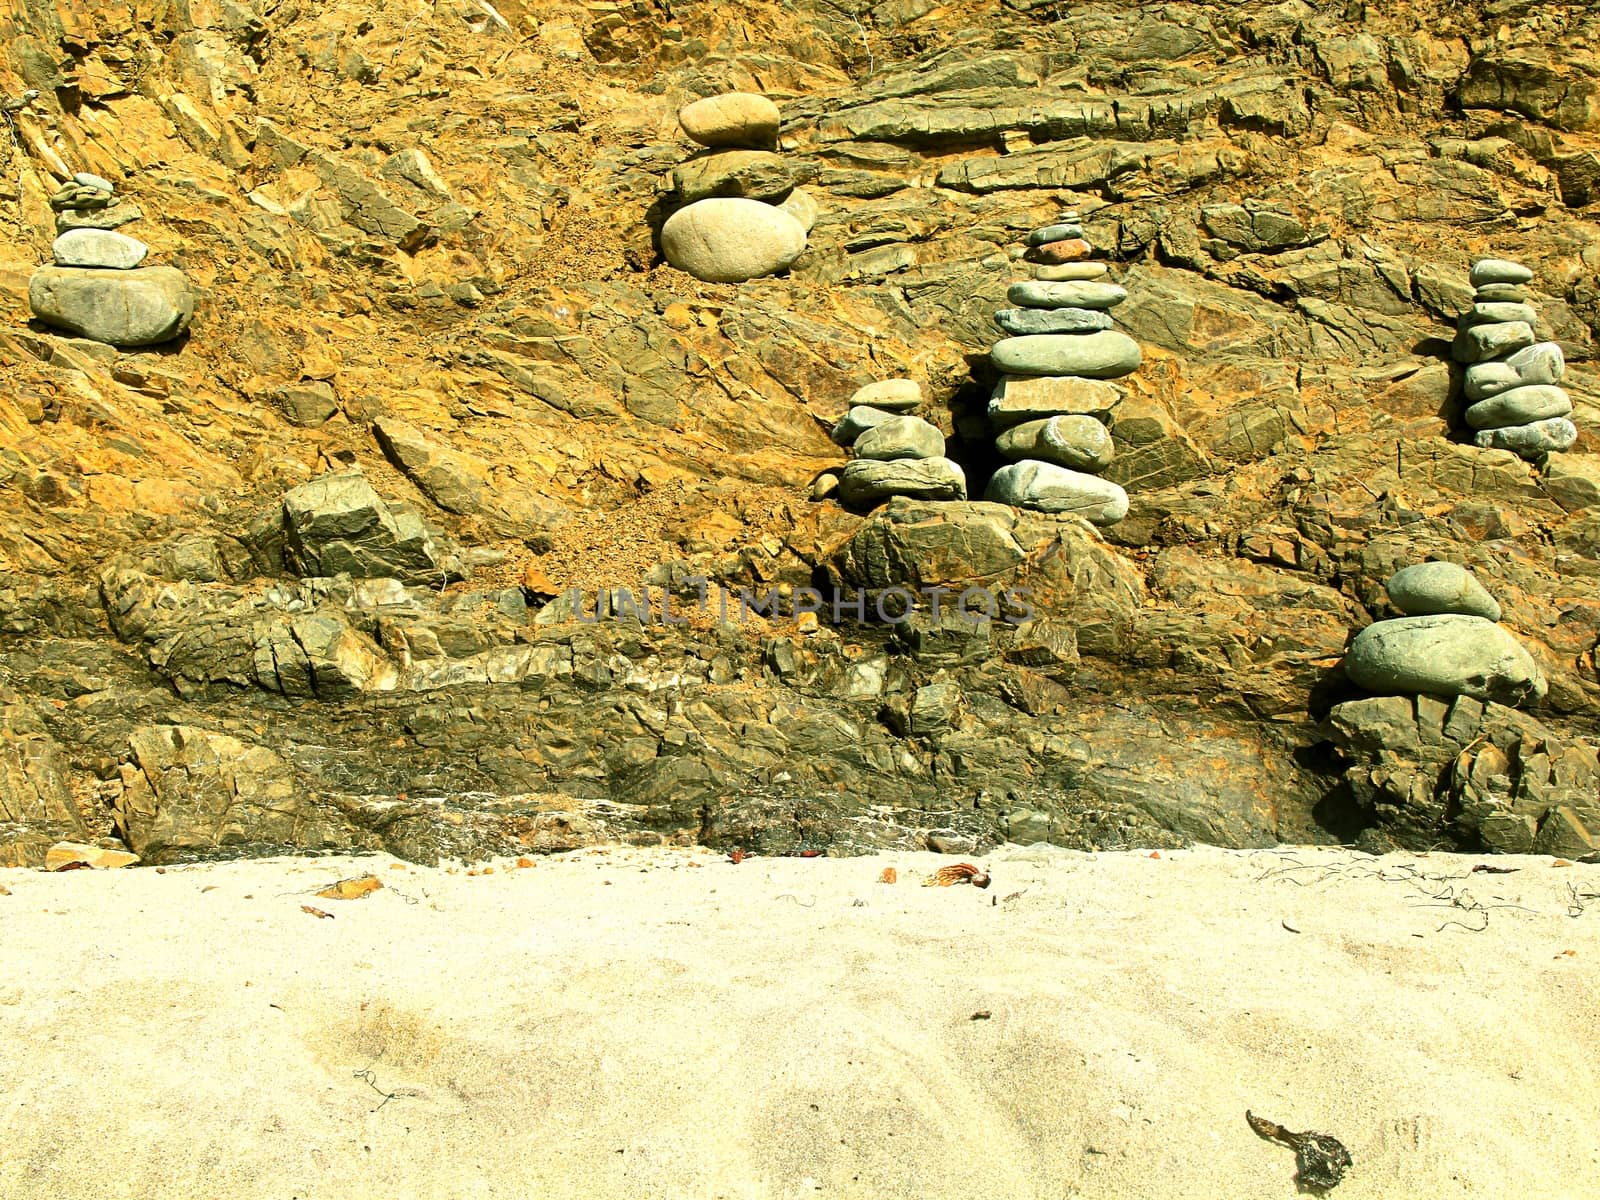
678, 92, 782, 149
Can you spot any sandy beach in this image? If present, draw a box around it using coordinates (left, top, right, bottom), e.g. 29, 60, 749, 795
1, 845, 1596, 1199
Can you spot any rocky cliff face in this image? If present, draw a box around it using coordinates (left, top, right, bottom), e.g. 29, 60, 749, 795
1, 0, 1597, 865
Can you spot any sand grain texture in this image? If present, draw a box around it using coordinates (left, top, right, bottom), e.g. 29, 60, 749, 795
1, 847, 1596, 1199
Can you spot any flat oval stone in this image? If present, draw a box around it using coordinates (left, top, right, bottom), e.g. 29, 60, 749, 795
660, 198, 806, 283
831, 405, 899, 446
994, 416, 1114, 471
988, 375, 1124, 428
72, 171, 115, 193
992, 306, 1112, 335
1474, 283, 1526, 303
838, 457, 966, 505
1344, 613, 1545, 706
991, 331, 1142, 379
1026, 238, 1094, 265
1464, 342, 1565, 400
671, 150, 799, 203
849, 379, 921, 412
985, 460, 1128, 525
1469, 258, 1533, 287
1473, 417, 1578, 457
28, 264, 193, 346
1007, 280, 1127, 310
1451, 320, 1534, 364
1459, 302, 1538, 327
1032, 262, 1108, 281
1385, 563, 1501, 621
678, 92, 781, 149
52, 228, 148, 270
1025, 222, 1084, 246
853, 415, 945, 461
1464, 384, 1572, 430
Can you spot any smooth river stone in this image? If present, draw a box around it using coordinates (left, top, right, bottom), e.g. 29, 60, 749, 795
985, 460, 1128, 525
779, 187, 819, 232
1469, 259, 1533, 287
1463, 384, 1572, 430
838, 457, 966, 505
991, 331, 1142, 379
1474, 283, 1526, 304
988, 375, 1123, 428
1026, 238, 1094, 264
994, 415, 1114, 471
992, 306, 1112, 335
1463, 342, 1565, 401
73, 171, 115, 194
1473, 417, 1578, 457
831, 405, 898, 446
671, 150, 798, 203
659, 198, 806, 283
52, 228, 148, 269
1343, 614, 1546, 707
849, 379, 921, 412
1451, 320, 1534, 364
853, 415, 945, 461
1025, 222, 1084, 246
1007, 280, 1127, 310
28, 264, 193, 346
1458, 302, 1538, 328
1385, 563, 1501, 621
1032, 262, 1108, 281
678, 92, 781, 149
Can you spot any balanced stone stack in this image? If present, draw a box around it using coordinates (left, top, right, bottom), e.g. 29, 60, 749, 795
29, 172, 194, 348
831, 380, 967, 507
1451, 257, 1577, 460
981, 211, 1138, 526
1343, 562, 1546, 708
660, 91, 815, 283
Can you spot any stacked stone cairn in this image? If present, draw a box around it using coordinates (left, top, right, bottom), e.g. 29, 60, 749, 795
981, 211, 1139, 526
831, 380, 967, 507
659, 91, 817, 284
1451, 257, 1576, 460
29, 172, 194, 348
1343, 562, 1546, 708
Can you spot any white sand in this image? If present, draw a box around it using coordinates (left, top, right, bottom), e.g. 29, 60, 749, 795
1, 845, 1596, 1199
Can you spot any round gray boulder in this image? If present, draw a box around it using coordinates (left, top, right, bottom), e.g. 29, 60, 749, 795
678, 92, 781, 149
660, 198, 807, 283
848, 379, 921, 412
1343, 614, 1546, 707
994, 415, 1114, 471
993, 306, 1112, 336
29, 264, 194, 347
1385, 562, 1501, 621
1463, 384, 1572, 430
991, 331, 1142, 379
52, 228, 149, 270
853, 415, 945, 461
1464, 342, 1565, 401
1006, 280, 1127, 310
838, 457, 966, 505
1469, 259, 1533, 287
985, 460, 1128, 525
1473, 417, 1578, 457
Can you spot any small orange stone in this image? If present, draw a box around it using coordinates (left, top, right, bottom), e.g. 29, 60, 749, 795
879, 867, 897, 884
1026, 237, 1093, 264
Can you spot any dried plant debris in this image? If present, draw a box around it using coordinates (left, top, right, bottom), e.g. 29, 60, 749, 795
1247, 1110, 1352, 1193
924, 862, 991, 888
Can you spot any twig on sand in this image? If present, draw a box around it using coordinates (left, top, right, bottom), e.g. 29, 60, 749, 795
353, 1068, 413, 1113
